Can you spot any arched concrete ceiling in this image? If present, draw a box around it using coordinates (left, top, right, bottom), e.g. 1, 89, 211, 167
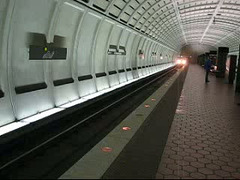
78, 0, 240, 53
181, 44, 217, 56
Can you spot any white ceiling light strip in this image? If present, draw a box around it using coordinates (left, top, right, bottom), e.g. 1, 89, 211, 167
200, 0, 224, 44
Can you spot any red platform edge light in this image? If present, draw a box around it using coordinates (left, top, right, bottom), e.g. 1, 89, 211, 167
145, 104, 150, 108
102, 147, 113, 152
122, 127, 131, 131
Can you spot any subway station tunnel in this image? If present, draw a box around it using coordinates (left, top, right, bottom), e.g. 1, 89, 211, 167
0, 0, 240, 179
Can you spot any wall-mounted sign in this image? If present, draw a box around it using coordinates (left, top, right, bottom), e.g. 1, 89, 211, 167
139, 50, 145, 60
29, 45, 67, 60
118, 46, 126, 55
108, 45, 126, 55
152, 52, 157, 58
160, 53, 163, 60
108, 45, 118, 55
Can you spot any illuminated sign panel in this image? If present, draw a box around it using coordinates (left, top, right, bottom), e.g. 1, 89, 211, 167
118, 46, 126, 55
29, 45, 67, 60
139, 50, 145, 60
108, 45, 118, 55
108, 45, 126, 55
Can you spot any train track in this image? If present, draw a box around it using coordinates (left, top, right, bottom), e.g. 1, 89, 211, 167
0, 66, 179, 179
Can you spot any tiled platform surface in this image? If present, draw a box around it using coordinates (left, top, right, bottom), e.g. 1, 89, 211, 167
156, 64, 240, 179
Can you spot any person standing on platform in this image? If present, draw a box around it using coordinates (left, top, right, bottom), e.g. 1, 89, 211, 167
204, 58, 212, 83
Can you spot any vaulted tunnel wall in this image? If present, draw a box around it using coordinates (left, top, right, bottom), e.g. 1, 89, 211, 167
0, 0, 177, 127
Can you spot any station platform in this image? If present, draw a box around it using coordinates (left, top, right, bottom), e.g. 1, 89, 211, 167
59, 64, 240, 179
4, 64, 239, 179
156, 64, 240, 179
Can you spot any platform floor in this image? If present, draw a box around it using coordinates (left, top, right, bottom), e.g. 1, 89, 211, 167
156, 64, 240, 179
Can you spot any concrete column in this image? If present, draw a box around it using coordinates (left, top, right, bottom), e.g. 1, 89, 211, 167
236, 53, 240, 93
228, 55, 237, 84
216, 47, 229, 78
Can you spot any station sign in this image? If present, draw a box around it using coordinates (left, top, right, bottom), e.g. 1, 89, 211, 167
108, 45, 126, 55
29, 45, 67, 60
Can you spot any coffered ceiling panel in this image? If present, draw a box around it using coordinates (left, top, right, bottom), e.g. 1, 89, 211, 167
78, 0, 240, 53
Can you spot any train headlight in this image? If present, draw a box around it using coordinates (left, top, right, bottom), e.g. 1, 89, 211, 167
176, 59, 182, 64
181, 59, 187, 65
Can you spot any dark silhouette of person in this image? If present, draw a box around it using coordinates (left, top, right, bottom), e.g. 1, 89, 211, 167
204, 58, 212, 83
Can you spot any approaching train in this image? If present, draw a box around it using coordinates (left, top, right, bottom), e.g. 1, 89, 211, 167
176, 57, 188, 66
